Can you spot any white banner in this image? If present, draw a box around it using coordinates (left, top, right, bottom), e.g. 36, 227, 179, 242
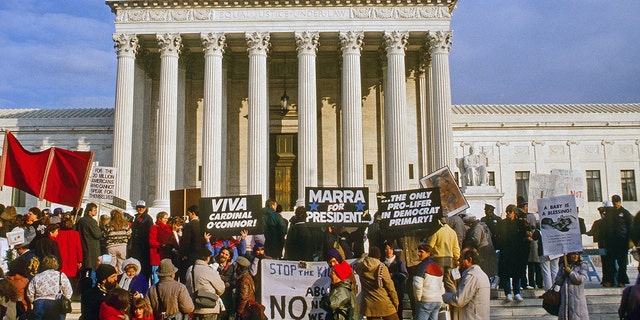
261, 259, 358, 320
538, 194, 583, 256
87, 166, 117, 201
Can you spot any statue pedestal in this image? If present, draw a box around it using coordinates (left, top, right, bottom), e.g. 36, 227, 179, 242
462, 185, 504, 219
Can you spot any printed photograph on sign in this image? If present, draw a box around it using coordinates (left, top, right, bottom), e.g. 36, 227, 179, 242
537, 194, 583, 256
305, 187, 370, 227
419, 166, 469, 217
376, 188, 442, 232
199, 195, 263, 236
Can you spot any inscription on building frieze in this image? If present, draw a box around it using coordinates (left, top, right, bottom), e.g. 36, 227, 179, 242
115, 7, 450, 23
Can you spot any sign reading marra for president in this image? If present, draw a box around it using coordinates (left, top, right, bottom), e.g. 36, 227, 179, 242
199, 195, 263, 236
377, 188, 442, 231
305, 187, 370, 227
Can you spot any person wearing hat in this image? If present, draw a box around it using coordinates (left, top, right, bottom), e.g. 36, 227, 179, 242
587, 203, 608, 287
603, 195, 633, 287
147, 259, 194, 320
81, 263, 119, 320
10, 233, 39, 279
480, 204, 501, 244
234, 256, 257, 319
131, 200, 154, 280
462, 215, 498, 281
412, 244, 444, 320
185, 247, 225, 319
77, 202, 102, 270
320, 261, 358, 320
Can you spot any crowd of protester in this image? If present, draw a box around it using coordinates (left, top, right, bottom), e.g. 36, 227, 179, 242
0, 194, 638, 320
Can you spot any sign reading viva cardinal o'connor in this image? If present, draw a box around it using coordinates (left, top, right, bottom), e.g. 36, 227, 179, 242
199, 195, 264, 237
305, 187, 370, 227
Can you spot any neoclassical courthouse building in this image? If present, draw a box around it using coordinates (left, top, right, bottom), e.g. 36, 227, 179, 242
0, 0, 638, 228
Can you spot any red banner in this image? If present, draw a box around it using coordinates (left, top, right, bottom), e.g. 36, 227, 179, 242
0, 131, 94, 208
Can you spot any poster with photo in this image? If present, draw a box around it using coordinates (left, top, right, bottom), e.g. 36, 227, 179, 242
419, 166, 469, 217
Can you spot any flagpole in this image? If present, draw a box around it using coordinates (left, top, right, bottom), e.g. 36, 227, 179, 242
38, 147, 56, 201
0, 130, 9, 189
76, 154, 95, 209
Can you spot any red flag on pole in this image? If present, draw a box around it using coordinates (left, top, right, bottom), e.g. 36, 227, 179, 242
0, 131, 94, 208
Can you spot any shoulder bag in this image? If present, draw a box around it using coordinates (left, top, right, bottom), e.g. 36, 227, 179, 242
191, 264, 219, 308
57, 272, 72, 314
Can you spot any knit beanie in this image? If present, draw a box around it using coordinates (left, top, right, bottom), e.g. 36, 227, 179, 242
332, 261, 352, 281
253, 242, 264, 252
96, 264, 117, 283
326, 248, 343, 263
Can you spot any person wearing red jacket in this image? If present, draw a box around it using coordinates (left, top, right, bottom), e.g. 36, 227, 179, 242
149, 211, 172, 285
99, 288, 131, 320
56, 214, 83, 298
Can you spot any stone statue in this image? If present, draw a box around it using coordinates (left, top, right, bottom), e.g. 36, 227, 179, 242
460, 146, 488, 187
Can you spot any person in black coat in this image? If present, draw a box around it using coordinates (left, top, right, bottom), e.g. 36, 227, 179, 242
33, 223, 62, 266
382, 241, 408, 319
130, 200, 153, 279
284, 207, 314, 261
495, 204, 531, 301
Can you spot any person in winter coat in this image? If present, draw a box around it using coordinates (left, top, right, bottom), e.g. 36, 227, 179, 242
149, 211, 171, 285
146, 259, 194, 320
321, 261, 358, 320
382, 241, 409, 319
412, 244, 444, 320
78, 203, 102, 270
462, 215, 498, 279
353, 246, 399, 320
284, 207, 314, 261
235, 256, 266, 320
262, 199, 287, 259
216, 246, 237, 320
185, 248, 226, 320
442, 248, 491, 320
99, 288, 130, 320
555, 252, 589, 320
56, 214, 83, 293
131, 298, 154, 320
33, 223, 62, 266
619, 263, 640, 320
495, 204, 530, 302
118, 258, 149, 297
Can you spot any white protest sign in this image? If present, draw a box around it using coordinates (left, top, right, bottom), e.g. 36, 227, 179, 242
550, 169, 586, 208
87, 166, 117, 201
262, 259, 359, 320
538, 194, 583, 256
6, 228, 25, 246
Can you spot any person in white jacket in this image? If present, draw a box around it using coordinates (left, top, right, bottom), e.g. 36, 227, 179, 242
412, 244, 445, 320
442, 248, 490, 320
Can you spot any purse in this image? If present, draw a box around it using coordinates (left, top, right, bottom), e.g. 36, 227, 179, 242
192, 264, 218, 308
541, 286, 560, 316
57, 272, 72, 314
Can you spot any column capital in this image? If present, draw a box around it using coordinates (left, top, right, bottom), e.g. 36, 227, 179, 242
532, 140, 545, 146
601, 140, 615, 146
427, 30, 453, 54
295, 31, 320, 55
246, 32, 270, 55
201, 32, 226, 57
157, 33, 182, 57
418, 46, 431, 74
383, 31, 409, 55
113, 33, 139, 57
566, 140, 580, 146
339, 31, 364, 55
496, 141, 510, 147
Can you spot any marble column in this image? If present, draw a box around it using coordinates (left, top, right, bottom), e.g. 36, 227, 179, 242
295, 31, 320, 207
339, 31, 365, 187
428, 31, 454, 170
112, 33, 138, 207
221, 57, 229, 196
201, 33, 226, 197
383, 31, 409, 192
154, 33, 182, 208
246, 32, 270, 200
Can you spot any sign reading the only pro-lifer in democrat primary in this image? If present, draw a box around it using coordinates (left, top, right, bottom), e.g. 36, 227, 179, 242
377, 188, 443, 232
199, 195, 263, 236
538, 194, 583, 256
305, 187, 370, 227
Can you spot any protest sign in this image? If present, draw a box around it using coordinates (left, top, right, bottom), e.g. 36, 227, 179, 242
199, 194, 263, 236
262, 259, 359, 320
87, 166, 116, 202
6, 228, 24, 246
377, 188, 442, 232
550, 169, 586, 208
419, 166, 469, 217
538, 194, 582, 256
528, 171, 587, 214
305, 187, 370, 227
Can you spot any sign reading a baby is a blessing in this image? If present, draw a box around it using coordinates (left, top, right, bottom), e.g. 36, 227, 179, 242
305, 187, 370, 227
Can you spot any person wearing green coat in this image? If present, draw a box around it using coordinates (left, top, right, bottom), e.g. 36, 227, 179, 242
321, 261, 358, 320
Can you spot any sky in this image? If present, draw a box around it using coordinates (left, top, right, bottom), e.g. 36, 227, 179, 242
0, 0, 639, 109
